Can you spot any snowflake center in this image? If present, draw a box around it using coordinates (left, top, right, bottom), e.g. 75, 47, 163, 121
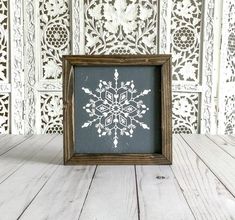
112, 104, 121, 113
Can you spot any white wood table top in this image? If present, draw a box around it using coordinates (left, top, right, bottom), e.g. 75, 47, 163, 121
0, 134, 234, 220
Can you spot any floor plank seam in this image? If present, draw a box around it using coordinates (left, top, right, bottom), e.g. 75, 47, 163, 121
180, 134, 235, 198
0, 135, 33, 157
0, 134, 6, 140
0, 160, 26, 185
77, 165, 98, 220
0, 135, 59, 185
206, 134, 235, 159
169, 165, 197, 220
134, 165, 140, 220
16, 161, 62, 220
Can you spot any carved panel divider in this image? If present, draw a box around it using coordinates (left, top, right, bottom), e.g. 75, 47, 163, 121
24, 0, 37, 134
218, 0, 235, 134
10, 0, 24, 134
0, 0, 10, 133
170, 0, 203, 133
35, 0, 70, 134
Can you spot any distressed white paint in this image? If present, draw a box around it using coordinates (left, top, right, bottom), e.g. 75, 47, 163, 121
10, 0, 24, 134
0, 134, 235, 218
217, 0, 235, 135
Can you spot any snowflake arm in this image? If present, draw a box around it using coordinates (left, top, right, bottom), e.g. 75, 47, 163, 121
81, 117, 100, 128
132, 89, 151, 101
131, 117, 150, 130
82, 87, 100, 100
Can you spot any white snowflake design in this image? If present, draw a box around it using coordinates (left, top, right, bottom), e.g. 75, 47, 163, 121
81, 69, 151, 148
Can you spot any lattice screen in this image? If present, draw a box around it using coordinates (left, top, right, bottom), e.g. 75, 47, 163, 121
0, 0, 234, 134
218, 0, 235, 134
0, 0, 9, 134
170, 0, 202, 133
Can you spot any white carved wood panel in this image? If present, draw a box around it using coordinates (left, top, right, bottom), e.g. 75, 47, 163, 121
0, 94, 9, 133
0, 0, 10, 134
40, 93, 63, 134
170, 0, 202, 133
1, 0, 234, 134
84, 0, 159, 55
36, 0, 70, 134
218, 0, 235, 134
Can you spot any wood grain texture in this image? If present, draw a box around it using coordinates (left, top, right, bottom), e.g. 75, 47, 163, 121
0, 135, 31, 156
63, 54, 172, 65
172, 135, 235, 219
66, 154, 172, 165
0, 135, 63, 219
0, 134, 56, 183
63, 55, 172, 165
161, 56, 172, 162
79, 166, 138, 220
136, 165, 194, 220
20, 166, 96, 220
207, 135, 235, 158
0, 134, 234, 219
0, 134, 6, 140
182, 134, 235, 197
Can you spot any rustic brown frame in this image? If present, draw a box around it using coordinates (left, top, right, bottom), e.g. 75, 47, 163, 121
63, 55, 172, 165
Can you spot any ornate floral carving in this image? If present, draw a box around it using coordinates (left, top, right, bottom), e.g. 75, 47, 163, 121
0, 0, 8, 82
0, 94, 9, 133
224, 94, 235, 134
172, 93, 199, 133
82, 69, 151, 148
24, 0, 36, 133
221, 0, 235, 134
225, 1, 235, 83
11, 0, 24, 134
159, 0, 170, 53
40, 0, 70, 80
170, 0, 202, 82
201, 0, 215, 133
72, 0, 81, 54
84, 0, 158, 54
173, 27, 195, 50
38, 0, 70, 134
40, 93, 63, 134
0, 83, 10, 92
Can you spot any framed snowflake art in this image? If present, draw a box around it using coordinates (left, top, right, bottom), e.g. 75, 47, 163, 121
63, 55, 172, 165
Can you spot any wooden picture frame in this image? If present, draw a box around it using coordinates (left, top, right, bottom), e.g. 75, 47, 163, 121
63, 55, 172, 165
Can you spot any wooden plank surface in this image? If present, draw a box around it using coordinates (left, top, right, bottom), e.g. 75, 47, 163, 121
207, 135, 235, 158
20, 166, 96, 220
172, 135, 235, 219
0, 134, 55, 183
79, 166, 138, 220
0, 135, 62, 219
136, 165, 194, 220
182, 134, 235, 197
0, 135, 31, 156
0, 134, 234, 220
0, 134, 6, 140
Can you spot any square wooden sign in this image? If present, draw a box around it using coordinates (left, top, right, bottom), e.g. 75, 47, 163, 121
63, 55, 172, 165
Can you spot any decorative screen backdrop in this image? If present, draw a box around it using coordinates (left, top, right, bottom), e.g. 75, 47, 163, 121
0, 0, 234, 135
170, 0, 202, 133
84, 0, 158, 54
0, 0, 9, 134
218, 0, 235, 134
